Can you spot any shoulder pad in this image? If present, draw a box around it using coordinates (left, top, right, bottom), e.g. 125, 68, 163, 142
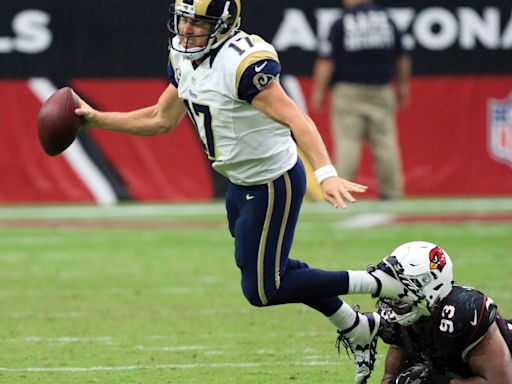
226, 34, 279, 100
435, 286, 496, 341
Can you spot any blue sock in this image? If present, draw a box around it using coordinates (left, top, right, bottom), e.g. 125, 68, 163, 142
267, 268, 349, 313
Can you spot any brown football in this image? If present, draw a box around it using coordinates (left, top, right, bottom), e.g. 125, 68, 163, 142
37, 87, 83, 156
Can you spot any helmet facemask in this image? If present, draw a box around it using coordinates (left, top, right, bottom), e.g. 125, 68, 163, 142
168, 0, 241, 61
378, 241, 454, 326
379, 298, 431, 326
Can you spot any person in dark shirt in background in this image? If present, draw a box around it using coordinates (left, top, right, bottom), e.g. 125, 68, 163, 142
312, 0, 411, 200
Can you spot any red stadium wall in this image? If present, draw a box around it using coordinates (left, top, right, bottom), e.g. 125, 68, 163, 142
395, 77, 512, 196
1, 76, 511, 203
307, 76, 512, 197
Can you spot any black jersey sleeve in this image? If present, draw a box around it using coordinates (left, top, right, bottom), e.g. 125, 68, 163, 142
319, 19, 343, 59
496, 317, 512, 354
431, 286, 497, 364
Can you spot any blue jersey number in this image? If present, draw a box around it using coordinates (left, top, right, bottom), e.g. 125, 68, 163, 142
228, 36, 254, 55
184, 99, 215, 160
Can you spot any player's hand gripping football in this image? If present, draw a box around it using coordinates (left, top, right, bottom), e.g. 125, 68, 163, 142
74, 96, 99, 127
321, 176, 367, 209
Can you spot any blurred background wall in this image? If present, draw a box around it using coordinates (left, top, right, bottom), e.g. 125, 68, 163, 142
1, 0, 511, 204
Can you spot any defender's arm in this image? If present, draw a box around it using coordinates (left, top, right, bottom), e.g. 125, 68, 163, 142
451, 323, 512, 384
381, 345, 408, 384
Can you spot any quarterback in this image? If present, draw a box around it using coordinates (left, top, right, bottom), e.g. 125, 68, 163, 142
374, 241, 512, 384
75, 1, 411, 382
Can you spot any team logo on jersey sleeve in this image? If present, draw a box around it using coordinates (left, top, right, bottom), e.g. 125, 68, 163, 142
253, 73, 275, 91
429, 246, 446, 271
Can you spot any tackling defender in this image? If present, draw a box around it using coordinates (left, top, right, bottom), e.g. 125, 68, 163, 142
373, 241, 512, 384
74, 1, 411, 382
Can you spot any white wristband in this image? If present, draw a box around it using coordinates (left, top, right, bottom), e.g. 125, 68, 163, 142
314, 165, 338, 184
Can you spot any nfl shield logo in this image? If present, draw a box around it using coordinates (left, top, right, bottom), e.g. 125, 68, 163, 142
488, 94, 512, 168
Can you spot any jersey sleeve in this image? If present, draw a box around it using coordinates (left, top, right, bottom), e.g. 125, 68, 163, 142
497, 317, 512, 353
319, 19, 342, 59
236, 52, 280, 102
390, 15, 407, 56
167, 49, 179, 87
432, 289, 497, 365
167, 62, 178, 88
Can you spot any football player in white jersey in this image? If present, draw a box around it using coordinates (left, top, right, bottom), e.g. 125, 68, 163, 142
75, 1, 412, 382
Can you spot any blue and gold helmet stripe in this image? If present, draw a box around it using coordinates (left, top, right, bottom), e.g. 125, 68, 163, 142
175, 0, 233, 21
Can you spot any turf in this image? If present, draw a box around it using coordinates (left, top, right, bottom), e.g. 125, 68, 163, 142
0, 198, 511, 383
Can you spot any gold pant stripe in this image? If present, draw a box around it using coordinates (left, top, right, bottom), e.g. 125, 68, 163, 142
275, 172, 292, 289
257, 181, 275, 305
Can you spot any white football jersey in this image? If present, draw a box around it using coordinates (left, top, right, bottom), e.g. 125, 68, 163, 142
169, 31, 297, 186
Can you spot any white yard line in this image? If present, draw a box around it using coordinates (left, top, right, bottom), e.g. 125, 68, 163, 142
0, 361, 340, 372
336, 213, 394, 228
0, 203, 226, 220
0, 198, 511, 221
135, 345, 204, 351
2, 336, 113, 343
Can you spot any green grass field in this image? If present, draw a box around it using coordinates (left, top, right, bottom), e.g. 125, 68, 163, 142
0, 198, 511, 383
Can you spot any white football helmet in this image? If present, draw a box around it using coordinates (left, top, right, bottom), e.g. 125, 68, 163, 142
168, 0, 241, 61
379, 241, 454, 326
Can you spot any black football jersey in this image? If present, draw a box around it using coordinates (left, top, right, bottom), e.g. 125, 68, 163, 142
380, 285, 510, 378
497, 316, 512, 354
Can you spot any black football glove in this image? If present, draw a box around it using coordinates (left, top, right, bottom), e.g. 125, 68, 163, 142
391, 363, 453, 384
391, 363, 431, 384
